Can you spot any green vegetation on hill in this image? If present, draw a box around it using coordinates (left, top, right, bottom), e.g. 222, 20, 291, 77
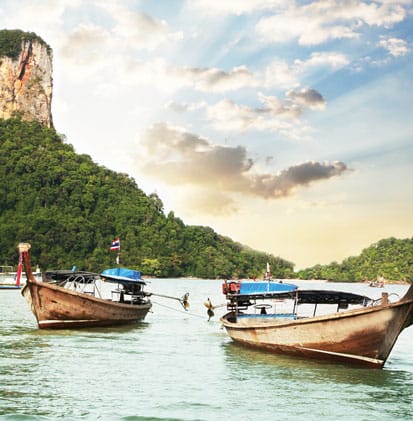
0, 29, 50, 60
297, 237, 413, 282
1, 118, 411, 281
0, 117, 294, 278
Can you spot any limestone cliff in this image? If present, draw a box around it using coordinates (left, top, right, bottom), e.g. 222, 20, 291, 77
0, 30, 53, 127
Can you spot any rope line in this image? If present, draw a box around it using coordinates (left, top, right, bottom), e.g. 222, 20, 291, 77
151, 300, 220, 322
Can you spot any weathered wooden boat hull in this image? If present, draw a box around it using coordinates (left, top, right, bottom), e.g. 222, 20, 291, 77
22, 279, 151, 329
221, 285, 413, 368
18, 243, 151, 329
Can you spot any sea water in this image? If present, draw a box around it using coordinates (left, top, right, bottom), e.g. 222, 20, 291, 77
1, 280, 412, 420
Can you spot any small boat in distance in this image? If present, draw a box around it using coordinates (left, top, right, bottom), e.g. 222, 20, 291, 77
0, 265, 21, 289
19, 243, 152, 329
220, 279, 413, 368
369, 276, 385, 288
0, 251, 26, 289
0, 258, 41, 290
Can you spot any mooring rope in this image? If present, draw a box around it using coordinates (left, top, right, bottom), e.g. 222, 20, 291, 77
151, 299, 220, 322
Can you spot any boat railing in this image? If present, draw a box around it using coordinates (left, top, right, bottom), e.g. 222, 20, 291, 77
66, 280, 96, 296
225, 289, 382, 320
111, 287, 149, 305
57, 273, 102, 297
0, 265, 14, 273
369, 292, 400, 307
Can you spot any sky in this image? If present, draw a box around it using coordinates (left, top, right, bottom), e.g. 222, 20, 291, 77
1, 0, 412, 269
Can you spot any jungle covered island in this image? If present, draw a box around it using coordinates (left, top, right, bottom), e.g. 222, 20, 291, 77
0, 118, 294, 278
0, 118, 412, 281
297, 237, 413, 283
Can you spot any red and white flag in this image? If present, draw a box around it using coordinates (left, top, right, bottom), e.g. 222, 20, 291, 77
110, 238, 120, 251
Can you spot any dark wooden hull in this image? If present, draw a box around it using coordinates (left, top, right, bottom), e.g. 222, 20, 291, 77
221, 284, 413, 368
22, 277, 151, 329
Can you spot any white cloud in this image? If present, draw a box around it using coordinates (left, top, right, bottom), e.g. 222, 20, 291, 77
60, 22, 111, 61
264, 60, 300, 89
135, 123, 350, 215
286, 88, 327, 111
0, 0, 79, 52
264, 52, 349, 89
205, 88, 326, 135
295, 51, 350, 70
177, 188, 240, 216
165, 100, 207, 113
188, 0, 289, 15
96, 1, 183, 51
182, 65, 258, 92
256, 0, 407, 45
119, 60, 258, 93
378, 36, 410, 56
207, 99, 274, 132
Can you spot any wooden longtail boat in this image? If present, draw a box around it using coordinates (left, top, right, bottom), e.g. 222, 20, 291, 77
19, 243, 152, 329
220, 280, 413, 368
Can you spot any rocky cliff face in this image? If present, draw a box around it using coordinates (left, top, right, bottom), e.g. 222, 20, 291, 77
0, 31, 53, 127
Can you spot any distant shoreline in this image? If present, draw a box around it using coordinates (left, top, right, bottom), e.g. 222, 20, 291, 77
144, 276, 411, 285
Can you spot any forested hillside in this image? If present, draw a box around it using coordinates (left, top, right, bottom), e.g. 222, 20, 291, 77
0, 29, 50, 59
0, 117, 294, 278
297, 237, 413, 282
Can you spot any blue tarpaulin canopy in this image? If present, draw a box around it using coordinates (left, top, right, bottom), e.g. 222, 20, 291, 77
101, 267, 145, 284
239, 281, 297, 294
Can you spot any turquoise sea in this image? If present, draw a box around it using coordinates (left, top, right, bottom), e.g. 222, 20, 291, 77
1, 279, 412, 420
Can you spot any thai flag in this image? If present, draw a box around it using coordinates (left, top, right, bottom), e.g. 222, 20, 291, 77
110, 238, 120, 251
